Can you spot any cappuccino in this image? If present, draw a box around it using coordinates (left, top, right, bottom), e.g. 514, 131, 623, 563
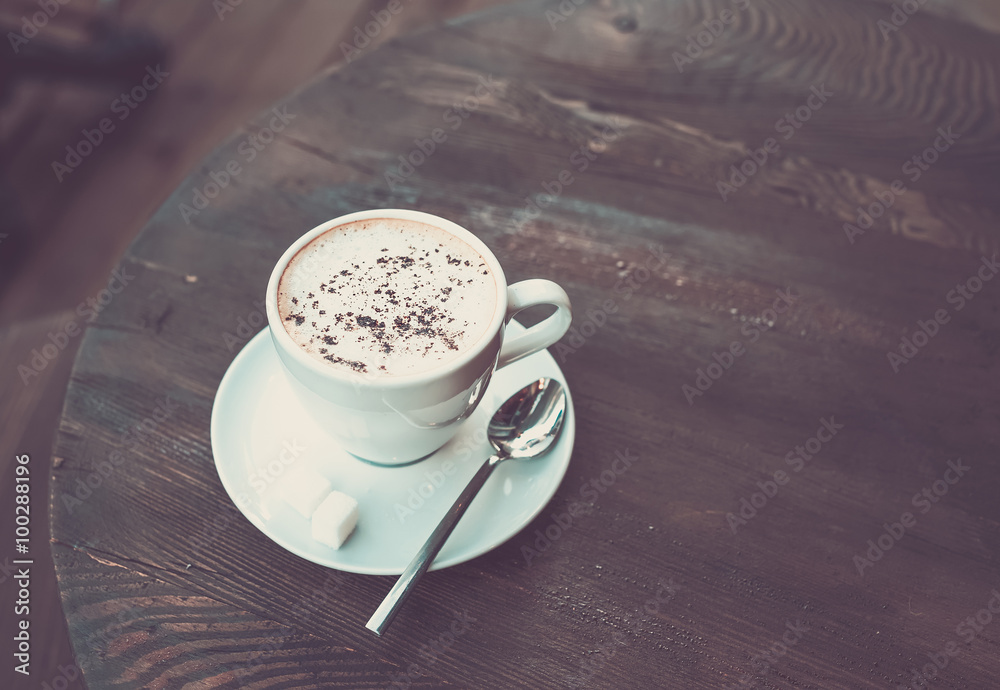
277, 218, 497, 376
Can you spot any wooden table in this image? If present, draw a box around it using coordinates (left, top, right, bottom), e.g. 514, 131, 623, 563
50, 1, 1000, 687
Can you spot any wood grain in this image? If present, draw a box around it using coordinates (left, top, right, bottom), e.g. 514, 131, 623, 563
50, 0, 1000, 688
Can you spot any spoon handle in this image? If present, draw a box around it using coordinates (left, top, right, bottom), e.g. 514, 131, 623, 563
366, 454, 501, 636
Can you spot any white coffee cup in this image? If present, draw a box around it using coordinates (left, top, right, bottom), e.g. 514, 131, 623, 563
265, 209, 572, 465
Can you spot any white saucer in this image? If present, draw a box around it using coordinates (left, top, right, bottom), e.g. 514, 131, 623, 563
210, 324, 575, 575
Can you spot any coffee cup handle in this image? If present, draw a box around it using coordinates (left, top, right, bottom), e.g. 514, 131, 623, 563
496, 279, 573, 369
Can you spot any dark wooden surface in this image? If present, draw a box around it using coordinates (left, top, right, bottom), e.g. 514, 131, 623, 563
49, 0, 1000, 687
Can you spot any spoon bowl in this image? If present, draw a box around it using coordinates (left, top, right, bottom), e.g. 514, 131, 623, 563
488, 378, 567, 459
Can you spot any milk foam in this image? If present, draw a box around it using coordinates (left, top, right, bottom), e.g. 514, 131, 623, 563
277, 218, 498, 376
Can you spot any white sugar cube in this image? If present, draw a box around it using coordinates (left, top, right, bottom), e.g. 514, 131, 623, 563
278, 465, 331, 519
311, 491, 359, 549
